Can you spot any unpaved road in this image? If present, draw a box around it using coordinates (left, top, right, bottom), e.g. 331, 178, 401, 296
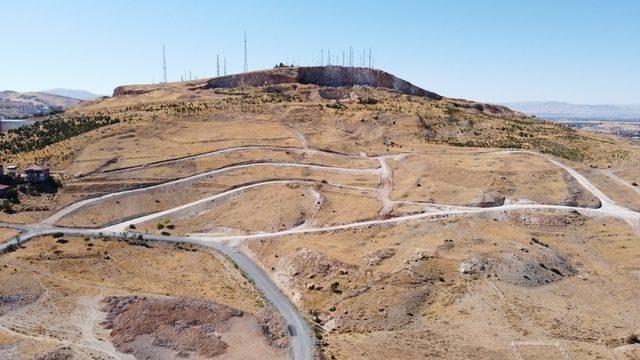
3, 147, 640, 360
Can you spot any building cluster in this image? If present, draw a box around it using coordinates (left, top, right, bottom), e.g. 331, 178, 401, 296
0, 164, 51, 198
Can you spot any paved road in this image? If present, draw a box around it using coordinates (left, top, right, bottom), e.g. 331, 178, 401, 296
0, 224, 316, 360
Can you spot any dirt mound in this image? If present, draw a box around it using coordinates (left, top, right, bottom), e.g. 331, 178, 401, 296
205, 66, 444, 100
276, 249, 429, 333
102, 295, 284, 359
0, 271, 43, 315
459, 244, 576, 287
35, 346, 75, 360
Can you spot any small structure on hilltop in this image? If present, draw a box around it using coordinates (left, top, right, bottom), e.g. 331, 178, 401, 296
23, 165, 50, 184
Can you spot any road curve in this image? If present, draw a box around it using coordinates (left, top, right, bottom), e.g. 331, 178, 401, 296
43, 161, 380, 225
0, 225, 315, 360
3, 148, 640, 360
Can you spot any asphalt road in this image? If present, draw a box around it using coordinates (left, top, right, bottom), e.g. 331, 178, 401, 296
0, 225, 316, 360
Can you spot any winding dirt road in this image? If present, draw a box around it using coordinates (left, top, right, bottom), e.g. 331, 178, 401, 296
2, 146, 640, 360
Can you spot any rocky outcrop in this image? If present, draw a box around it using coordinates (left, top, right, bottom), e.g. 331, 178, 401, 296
206, 66, 443, 100
112, 86, 153, 97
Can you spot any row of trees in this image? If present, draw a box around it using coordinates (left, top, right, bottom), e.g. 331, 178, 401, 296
0, 115, 120, 154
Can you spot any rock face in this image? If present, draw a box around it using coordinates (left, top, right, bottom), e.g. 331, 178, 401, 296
206, 66, 443, 100
112, 86, 153, 97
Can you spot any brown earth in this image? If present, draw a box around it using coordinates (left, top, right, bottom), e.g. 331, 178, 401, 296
102, 296, 286, 359
1, 67, 640, 359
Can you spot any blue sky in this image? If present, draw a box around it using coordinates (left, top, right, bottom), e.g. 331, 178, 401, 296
1, 0, 639, 104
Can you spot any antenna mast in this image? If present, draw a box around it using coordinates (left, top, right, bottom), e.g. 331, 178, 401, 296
162, 45, 167, 83
224, 57, 227, 75
243, 31, 248, 73
216, 54, 220, 77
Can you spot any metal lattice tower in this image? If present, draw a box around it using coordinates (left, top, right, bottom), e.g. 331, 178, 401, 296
162, 45, 167, 83
243, 31, 248, 73
224, 57, 227, 75
216, 54, 220, 77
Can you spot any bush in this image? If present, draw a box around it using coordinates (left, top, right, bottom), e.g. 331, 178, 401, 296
156, 223, 165, 230
0, 201, 14, 214
166, 224, 175, 229
128, 224, 136, 229
160, 231, 171, 236
52, 232, 64, 238
626, 333, 640, 344
330, 281, 342, 294
326, 101, 346, 110
4, 188, 19, 203
358, 97, 379, 105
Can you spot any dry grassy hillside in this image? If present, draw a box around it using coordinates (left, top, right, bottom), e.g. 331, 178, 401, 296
1, 67, 639, 359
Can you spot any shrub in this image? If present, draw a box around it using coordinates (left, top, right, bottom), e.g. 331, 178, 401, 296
358, 97, 379, 105
160, 231, 171, 236
5, 188, 19, 203
330, 281, 342, 294
0, 201, 14, 214
128, 224, 136, 229
52, 232, 64, 238
166, 224, 175, 229
326, 101, 346, 110
156, 223, 165, 230
626, 333, 640, 344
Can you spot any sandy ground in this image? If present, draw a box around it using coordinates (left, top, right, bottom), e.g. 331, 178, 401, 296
0, 228, 20, 243
245, 211, 640, 359
136, 183, 383, 236
0, 235, 286, 359
389, 150, 599, 207
2, 75, 640, 359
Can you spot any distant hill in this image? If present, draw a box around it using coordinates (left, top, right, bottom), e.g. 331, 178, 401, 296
41, 88, 102, 100
0, 90, 80, 119
505, 101, 640, 121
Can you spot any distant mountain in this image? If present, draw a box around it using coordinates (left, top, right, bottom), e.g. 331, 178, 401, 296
0, 90, 80, 119
505, 101, 640, 121
41, 88, 102, 100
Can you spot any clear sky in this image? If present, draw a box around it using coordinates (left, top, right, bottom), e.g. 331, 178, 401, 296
1, 0, 639, 104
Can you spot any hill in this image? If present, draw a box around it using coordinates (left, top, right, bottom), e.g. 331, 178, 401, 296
506, 101, 640, 121
1, 66, 639, 359
41, 88, 103, 100
0, 90, 80, 119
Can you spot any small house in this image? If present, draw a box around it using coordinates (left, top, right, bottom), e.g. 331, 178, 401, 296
23, 165, 50, 183
5, 165, 17, 177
